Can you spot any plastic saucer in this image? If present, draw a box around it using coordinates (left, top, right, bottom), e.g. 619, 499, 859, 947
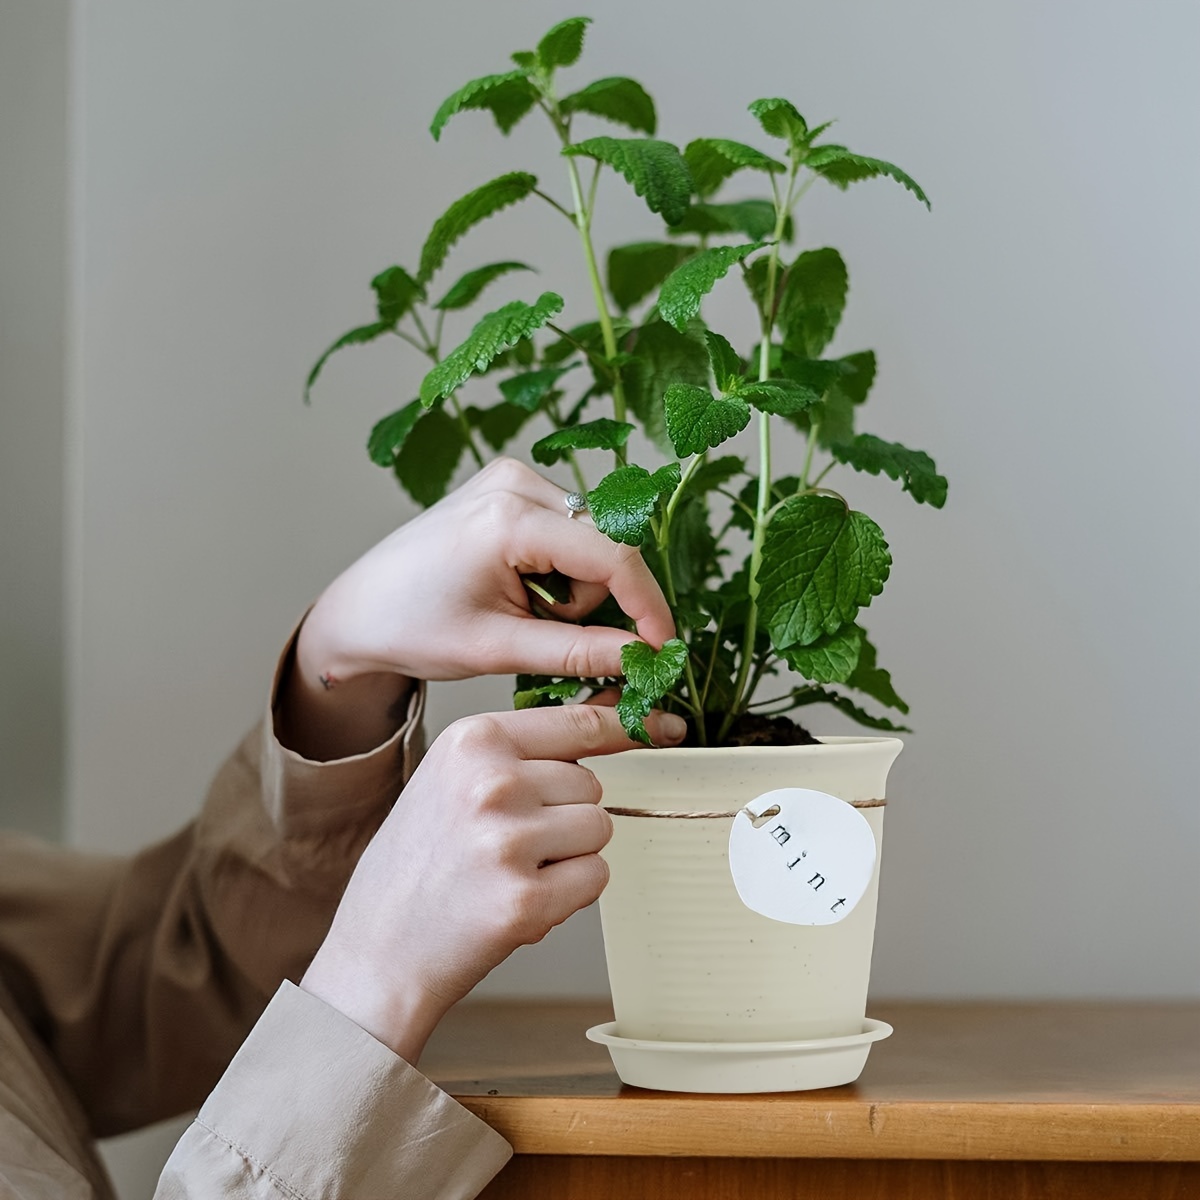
585, 1018, 892, 1093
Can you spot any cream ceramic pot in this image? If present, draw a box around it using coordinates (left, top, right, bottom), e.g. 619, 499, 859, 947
584, 738, 902, 1044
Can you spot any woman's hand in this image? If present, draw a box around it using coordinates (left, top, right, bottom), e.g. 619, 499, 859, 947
277, 458, 674, 759
299, 703, 686, 1064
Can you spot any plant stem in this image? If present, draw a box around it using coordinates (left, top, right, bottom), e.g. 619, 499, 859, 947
720, 166, 797, 740
652, 513, 706, 738
544, 98, 629, 465
532, 187, 576, 224
408, 304, 486, 467
547, 397, 590, 495
664, 454, 703, 526
394, 328, 427, 353
449, 394, 485, 468
799, 417, 821, 488
810, 459, 836, 487
410, 308, 436, 354
699, 612, 725, 710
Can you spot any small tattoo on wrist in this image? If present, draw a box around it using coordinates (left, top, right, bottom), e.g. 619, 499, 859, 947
318, 672, 338, 691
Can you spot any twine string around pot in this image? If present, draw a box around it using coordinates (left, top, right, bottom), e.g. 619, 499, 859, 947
604, 799, 886, 821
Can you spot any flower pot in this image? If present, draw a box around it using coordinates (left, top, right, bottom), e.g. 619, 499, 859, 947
583, 737, 902, 1091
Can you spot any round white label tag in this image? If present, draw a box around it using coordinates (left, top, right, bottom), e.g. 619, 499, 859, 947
727, 788, 878, 926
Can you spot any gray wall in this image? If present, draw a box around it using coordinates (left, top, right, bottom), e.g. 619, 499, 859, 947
5, 0, 1197, 1192
0, 0, 70, 840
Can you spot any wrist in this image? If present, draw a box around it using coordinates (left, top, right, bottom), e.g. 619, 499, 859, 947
300, 944, 448, 1066
276, 609, 414, 761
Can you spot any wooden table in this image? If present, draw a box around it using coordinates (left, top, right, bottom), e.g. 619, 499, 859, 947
422, 1001, 1200, 1199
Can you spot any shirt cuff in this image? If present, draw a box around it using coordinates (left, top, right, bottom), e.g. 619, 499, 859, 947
258, 617, 427, 844
166, 982, 511, 1200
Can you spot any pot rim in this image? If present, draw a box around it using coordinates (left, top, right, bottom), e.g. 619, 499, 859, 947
635, 734, 904, 759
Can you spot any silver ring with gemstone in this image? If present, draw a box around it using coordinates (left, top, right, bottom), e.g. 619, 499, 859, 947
564, 491, 588, 519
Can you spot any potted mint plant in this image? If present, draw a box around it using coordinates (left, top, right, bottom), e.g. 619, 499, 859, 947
307, 16, 945, 1091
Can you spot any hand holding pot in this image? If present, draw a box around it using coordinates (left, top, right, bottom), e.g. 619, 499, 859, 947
299, 703, 686, 1064
278, 457, 674, 759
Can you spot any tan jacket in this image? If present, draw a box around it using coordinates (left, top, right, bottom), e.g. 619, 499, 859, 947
0, 641, 511, 1199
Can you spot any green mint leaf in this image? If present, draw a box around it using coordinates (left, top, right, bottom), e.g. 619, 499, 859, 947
510, 50, 537, 70
367, 399, 424, 467
418, 172, 539, 285
783, 625, 863, 684
845, 630, 909, 714
430, 71, 538, 142
621, 637, 688, 702
703, 330, 744, 391
393, 407, 467, 506
748, 98, 809, 146
688, 454, 745, 496
304, 319, 388, 403
615, 685, 654, 745
434, 261, 533, 311
465, 401, 535, 452
791, 686, 911, 732
561, 77, 657, 135
684, 138, 785, 198
608, 242, 693, 311
588, 462, 681, 546
806, 146, 930, 210
733, 378, 822, 416
420, 292, 564, 405
371, 266, 423, 324
305, 322, 390, 402
830, 434, 948, 507
536, 16, 591, 69
780, 350, 876, 445
831, 350, 877, 405
531, 417, 635, 465
777, 248, 848, 356
657, 242, 763, 332
758, 494, 891, 648
665, 382, 751, 458
564, 137, 693, 226
514, 678, 583, 710
742, 256, 770, 315
670, 199, 788, 241
622, 318, 710, 452
779, 352, 860, 397
498, 364, 577, 411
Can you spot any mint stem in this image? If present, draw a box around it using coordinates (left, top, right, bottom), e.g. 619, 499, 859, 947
720, 164, 798, 740
544, 98, 629, 468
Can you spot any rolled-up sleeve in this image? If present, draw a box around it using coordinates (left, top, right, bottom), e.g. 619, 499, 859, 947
157, 983, 511, 1200
0, 629, 422, 1138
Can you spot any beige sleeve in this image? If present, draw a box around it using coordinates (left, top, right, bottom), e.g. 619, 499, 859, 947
155, 983, 511, 1200
0, 630, 423, 1138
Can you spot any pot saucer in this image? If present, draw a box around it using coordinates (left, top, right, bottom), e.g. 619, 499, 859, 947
585, 1018, 892, 1093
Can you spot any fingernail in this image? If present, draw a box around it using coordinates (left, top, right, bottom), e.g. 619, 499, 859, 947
655, 713, 687, 744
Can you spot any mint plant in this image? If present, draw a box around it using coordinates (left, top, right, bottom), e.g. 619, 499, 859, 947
307, 16, 947, 747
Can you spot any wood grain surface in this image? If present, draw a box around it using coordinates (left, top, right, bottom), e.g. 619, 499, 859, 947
422, 1001, 1200, 1163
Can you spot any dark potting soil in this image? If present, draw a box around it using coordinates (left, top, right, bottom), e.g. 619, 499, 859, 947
684, 711, 822, 748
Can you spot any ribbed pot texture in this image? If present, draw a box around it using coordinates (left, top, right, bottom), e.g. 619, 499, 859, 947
584, 737, 903, 1043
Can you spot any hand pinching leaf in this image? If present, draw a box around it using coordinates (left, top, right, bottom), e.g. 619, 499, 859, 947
618, 638, 688, 744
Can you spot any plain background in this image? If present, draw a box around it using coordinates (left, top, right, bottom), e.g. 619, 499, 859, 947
3, 1, 1198, 1195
